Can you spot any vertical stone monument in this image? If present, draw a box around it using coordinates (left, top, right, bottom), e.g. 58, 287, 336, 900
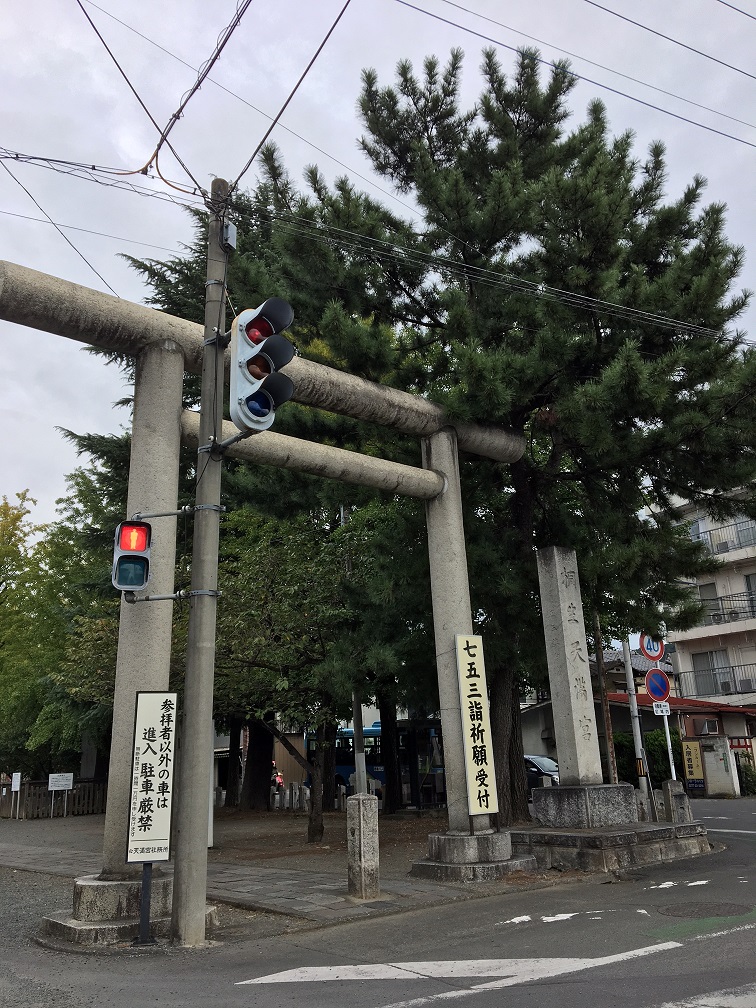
533, 546, 637, 828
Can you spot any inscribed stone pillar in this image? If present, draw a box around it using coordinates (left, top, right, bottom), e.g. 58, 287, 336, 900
536, 546, 602, 786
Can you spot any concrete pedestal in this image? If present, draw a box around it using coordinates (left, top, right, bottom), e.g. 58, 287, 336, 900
40, 875, 217, 947
410, 831, 536, 882
532, 784, 638, 829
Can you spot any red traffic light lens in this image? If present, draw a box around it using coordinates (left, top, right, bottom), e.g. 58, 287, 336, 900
119, 523, 150, 552
245, 317, 274, 344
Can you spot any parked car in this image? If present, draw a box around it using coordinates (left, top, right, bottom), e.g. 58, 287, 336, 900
525, 754, 559, 791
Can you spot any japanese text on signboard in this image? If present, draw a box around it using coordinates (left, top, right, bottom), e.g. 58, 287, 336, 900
455, 635, 498, 816
127, 692, 177, 863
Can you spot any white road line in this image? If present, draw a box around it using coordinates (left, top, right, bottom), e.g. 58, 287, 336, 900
376, 944, 684, 1008
237, 943, 683, 993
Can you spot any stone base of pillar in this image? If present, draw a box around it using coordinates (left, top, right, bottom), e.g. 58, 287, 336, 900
39, 875, 218, 947
410, 831, 537, 882
532, 783, 638, 829
511, 821, 709, 873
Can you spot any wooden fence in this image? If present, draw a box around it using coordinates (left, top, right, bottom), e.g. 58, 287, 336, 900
0, 779, 107, 819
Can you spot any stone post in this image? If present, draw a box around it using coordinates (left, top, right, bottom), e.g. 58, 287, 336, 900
533, 546, 638, 830
536, 546, 603, 785
347, 794, 379, 899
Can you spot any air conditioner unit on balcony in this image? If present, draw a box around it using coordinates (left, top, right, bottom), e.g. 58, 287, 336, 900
720, 681, 732, 694
715, 541, 733, 553
740, 678, 754, 692
711, 612, 725, 623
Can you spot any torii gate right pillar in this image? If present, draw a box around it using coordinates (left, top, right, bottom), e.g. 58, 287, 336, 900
411, 427, 535, 880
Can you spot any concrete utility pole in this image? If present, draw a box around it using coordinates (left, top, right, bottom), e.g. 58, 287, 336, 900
623, 639, 650, 801
171, 178, 228, 946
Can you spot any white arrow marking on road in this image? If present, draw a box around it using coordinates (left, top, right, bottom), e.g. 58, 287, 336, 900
237, 943, 682, 993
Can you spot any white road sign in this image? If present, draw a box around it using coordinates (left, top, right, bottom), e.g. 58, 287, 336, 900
48, 772, 74, 791
653, 701, 671, 716
455, 634, 498, 816
127, 691, 177, 863
11, 772, 21, 792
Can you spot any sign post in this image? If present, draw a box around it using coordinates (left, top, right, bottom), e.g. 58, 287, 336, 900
646, 669, 675, 780
11, 772, 21, 820
48, 772, 74, 818
128, 691, 178, 946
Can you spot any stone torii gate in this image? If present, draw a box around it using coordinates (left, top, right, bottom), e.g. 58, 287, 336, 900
1, 259, 535, 944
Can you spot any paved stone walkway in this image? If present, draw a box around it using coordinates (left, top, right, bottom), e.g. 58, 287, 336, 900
0, 816, 516, 925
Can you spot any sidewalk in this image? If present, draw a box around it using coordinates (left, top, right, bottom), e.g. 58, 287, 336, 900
0, 809, 550, 927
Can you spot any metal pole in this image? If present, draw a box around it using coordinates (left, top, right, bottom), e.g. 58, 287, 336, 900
133, 862, 156, 946
662, 714, 677, 780
622, 639, 649, 800
171, 178, 228, 946
594, 613, 618, 783
352, 693, 368, 795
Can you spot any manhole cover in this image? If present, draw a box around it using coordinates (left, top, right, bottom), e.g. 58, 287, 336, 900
658, 902, 752, 919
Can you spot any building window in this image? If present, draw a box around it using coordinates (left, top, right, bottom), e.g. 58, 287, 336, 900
691, 649, 731, 695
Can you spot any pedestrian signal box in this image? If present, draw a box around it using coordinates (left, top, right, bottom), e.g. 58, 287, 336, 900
112, 521, 152, 591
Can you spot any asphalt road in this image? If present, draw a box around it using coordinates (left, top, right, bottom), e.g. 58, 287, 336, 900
1, 798, 755, 1008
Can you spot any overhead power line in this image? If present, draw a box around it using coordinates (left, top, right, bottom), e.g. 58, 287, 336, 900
1, 161, 119, 296
436, 0, 756, 132
74, 0, 203, 194
230, 0, 353, 191
2, 146, 746, 343
584, 0, 756, 82
0, 209, 181, 254
393, 0, 756, 149
714, 0, 756, 20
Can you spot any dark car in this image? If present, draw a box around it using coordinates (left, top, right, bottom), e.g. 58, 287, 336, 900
525, 754, 559, 791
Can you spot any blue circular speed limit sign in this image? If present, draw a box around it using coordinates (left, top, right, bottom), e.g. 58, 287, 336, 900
639, 634, 665, 662
645, 668, 671, 702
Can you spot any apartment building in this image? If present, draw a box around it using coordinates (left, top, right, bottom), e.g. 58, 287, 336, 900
667, 503, 756, 707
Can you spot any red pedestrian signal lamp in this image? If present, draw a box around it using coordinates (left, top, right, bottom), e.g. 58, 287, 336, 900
229, 298, 295, 433
112, 520, 152, 591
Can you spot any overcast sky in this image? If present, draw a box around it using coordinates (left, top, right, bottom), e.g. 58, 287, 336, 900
1, 0, 754, 528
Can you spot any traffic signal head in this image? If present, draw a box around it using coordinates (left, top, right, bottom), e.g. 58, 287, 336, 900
230, 298, 295, 432
112, 521, 152, 591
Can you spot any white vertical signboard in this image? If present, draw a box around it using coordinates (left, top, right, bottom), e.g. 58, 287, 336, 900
127, 692, 178, 863
455, 634, 498, 816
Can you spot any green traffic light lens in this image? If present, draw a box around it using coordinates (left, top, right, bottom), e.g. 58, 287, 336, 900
115, 556, 149, 588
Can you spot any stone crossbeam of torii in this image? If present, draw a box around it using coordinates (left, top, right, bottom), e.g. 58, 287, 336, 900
1, 258, 535, 941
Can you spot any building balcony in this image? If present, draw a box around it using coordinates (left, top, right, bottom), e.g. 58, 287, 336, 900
699, 592, 756, 626
668, 592, 756, 644
677, 662, 756, 698
692, 519, 756, 556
